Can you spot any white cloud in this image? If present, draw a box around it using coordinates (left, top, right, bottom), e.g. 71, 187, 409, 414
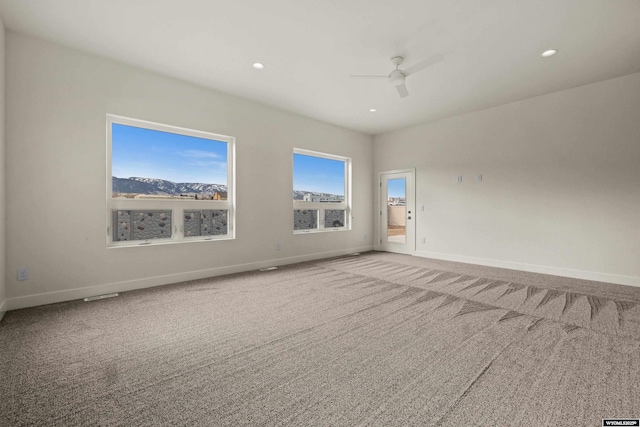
179, 149, 219, 159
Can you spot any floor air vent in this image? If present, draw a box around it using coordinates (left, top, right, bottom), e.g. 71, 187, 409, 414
84, 293, 119, 302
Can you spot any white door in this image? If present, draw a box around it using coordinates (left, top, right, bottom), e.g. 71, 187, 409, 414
380, 170, 415, 254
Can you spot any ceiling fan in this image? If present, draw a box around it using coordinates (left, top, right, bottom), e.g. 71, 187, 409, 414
350, 54, 443, 98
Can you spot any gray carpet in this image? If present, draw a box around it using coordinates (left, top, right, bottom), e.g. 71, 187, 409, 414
1, 251, 640, 426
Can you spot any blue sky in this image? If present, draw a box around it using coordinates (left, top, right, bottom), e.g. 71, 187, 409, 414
112, 123, 227, 184
293, 153, 345, 196
387, 178, 406, 198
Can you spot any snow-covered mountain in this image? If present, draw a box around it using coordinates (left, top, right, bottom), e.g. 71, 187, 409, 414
113, 177, 227, 196
113, 176, 343, 200
293, 190, 344, 201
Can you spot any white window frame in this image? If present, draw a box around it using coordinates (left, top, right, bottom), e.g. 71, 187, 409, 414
293, 148, 351, 234
106, 114, 235, 247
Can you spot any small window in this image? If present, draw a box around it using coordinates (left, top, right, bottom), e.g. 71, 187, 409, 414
294, 209, 318, 230
324, 209, 346, 228
107, 115, 235, 246
184, 209, 229, 238
293, 149, 351, 233
112, 210, 173, 242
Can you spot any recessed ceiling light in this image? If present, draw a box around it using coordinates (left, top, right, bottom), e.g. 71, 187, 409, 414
369, 108, 377, 113
252, 62, 265, 69
541, 49, 557, 58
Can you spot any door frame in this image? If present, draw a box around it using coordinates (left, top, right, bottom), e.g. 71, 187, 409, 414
377, 168, 416, 254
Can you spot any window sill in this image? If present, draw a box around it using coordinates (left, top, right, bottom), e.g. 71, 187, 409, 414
293, 228, 350, 235
107, 235, 235, 248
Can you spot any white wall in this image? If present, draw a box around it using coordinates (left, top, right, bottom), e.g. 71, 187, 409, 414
374, 72, 640, 286
0, 16, 6, 320
5, 32, 373, 309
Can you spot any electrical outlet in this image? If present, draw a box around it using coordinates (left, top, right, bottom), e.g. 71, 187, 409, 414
421, 238, 426, 244
17, 268, 29, 281
276, 243, 281, 251
363, 233, 368, 240
456, 175, 463, 183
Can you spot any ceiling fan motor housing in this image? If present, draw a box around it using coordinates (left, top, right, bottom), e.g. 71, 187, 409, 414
389, 69, 406, 86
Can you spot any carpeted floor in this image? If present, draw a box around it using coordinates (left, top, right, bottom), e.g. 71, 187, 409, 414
1, 251, 640, 426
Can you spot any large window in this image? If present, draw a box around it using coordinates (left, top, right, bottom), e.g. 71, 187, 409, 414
293, 149, 351, 233
107, 115, 234, 246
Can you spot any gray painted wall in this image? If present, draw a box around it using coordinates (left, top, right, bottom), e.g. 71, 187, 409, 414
4, 32, 373, 309
374, 72, 640, 286
0, 16, 6, 319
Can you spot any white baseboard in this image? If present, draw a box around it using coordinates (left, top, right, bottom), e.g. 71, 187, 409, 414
6, 245, 373, 311
0, 299, 7, 322
414, 250, 640, 288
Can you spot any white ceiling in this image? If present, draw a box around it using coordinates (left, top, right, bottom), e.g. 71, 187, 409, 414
1, 0, 639, 135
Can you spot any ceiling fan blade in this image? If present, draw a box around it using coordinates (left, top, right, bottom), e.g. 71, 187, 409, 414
349, 74, 388, 79
396, 83, 409, 98
403, 54, 443, 76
